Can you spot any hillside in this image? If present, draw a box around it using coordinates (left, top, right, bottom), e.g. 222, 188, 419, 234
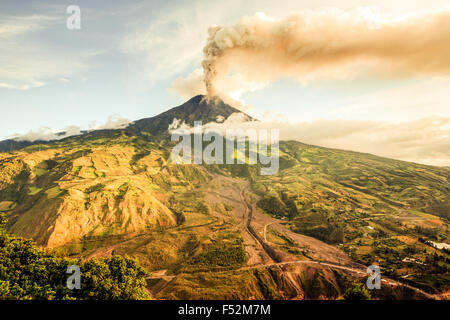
253, 141, 449, 288
0, 96, 449, 299
0, 95, 252, 152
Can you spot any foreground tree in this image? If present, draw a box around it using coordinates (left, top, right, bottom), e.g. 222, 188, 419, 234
343, 282, 371, 300
0, 213, 150, 300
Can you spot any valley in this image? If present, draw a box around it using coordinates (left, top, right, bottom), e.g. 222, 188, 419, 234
0, 96, 449, 299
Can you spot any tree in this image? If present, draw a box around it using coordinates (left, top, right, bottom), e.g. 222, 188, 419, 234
343, 282, 371, 300
0, 213, 150, 300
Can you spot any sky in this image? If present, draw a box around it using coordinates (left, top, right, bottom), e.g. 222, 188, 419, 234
0, 0, 449, 165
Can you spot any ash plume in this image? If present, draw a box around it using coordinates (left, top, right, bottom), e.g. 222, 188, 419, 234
201, 8, 450, 97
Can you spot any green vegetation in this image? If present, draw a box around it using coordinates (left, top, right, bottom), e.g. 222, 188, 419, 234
158, 267, 297, 300
291, 211, 345, 244
0, 213, 150, 300
343, 282, 371, 300
73, 166, 81, 174
0, 97, 449, 299
257, 192, 288, 218
116, 183, 129, 200
84, 183, 105, 194
196, 201, 212, 215
266, 228, 304, 257
186, 243, 247, 269
130, 150, 150, 167
251, 141, 450, 292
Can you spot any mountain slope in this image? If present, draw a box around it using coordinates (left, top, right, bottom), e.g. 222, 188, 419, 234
0, 96, 253, 246
127, 94, 254, 136
0, 96, 449, 297
0, 95, 253, 152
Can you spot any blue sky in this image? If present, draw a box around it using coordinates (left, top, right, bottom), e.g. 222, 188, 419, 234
0, 0, 449, 165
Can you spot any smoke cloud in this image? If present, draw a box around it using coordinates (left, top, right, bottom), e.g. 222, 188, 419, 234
201, 8, 450, 98
169, 69, 206, 101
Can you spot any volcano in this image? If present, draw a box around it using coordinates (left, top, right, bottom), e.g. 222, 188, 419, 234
128, 95, 255, 136
0, 95, 255, 152
0, 95, 448, 299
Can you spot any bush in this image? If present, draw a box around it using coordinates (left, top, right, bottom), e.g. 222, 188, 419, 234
187, 244, 247, 268
343, 282, 371, 300
257, 193, 287, 217
0, 213, 150, 300
84, 183, 105, 194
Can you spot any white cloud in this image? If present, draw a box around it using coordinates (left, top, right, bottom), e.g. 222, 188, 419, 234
88, 115, 131, 130
0, 14, 96, 90
168, 68, 206, 100
332, 78, 450, 122
14, 126, 82, 142
13, 115, 131, 142
0, 14, 55, 38
121, 0, 450, 84
120, 3, 210, 83
121, 0, 288, 83
172, 114, 450, 166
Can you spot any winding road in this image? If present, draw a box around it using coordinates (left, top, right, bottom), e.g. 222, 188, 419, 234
236, 186, 439, 300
